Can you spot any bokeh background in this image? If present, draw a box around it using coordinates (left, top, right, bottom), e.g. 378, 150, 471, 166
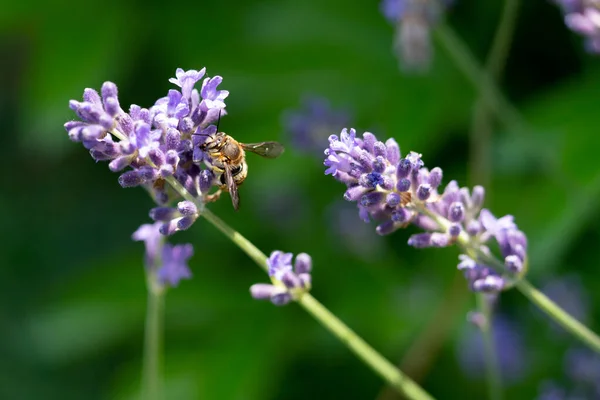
1, 0, 600, 399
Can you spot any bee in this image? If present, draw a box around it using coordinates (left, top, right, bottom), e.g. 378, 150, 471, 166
197, 131, 284, 211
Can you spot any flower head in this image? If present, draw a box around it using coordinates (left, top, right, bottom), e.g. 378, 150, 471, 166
250, 251, 313, 306
324, 128, 528, 293
380, 0, 454, 71
66, 68, 226, 227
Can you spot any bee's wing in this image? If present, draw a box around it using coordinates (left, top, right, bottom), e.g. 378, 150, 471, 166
241, 141, 285, 159
224, 164, 240, 211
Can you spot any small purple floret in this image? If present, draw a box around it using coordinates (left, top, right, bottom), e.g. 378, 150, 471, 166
251, 250, 313, 306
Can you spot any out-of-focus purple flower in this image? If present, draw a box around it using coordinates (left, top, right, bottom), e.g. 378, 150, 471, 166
157, 243, 193, 287
457, 314, 528, 385
132, 222, 164, 267
324, 128, 528, 293
250, 251, 313, 306
132, 223, 193, 289
539, 274, 591, 336
554, 1, 600, 53
282, 96, 352, 156
380, 0, 454, 71
536, 347, 600, 399
565, 347, 600, 385
66, 68, 227, 228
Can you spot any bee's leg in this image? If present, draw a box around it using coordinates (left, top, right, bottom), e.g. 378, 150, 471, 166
205, 189, 222, 203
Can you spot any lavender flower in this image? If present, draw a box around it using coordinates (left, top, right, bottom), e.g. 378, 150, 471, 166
132, 223, 193, 288
66, 67, 227, 228
250, 251, 313, 306
536, 347, 600, 399
457, 314, 528, 384
157, 243, 193, 287
380, 0, 453, 71
282, 96, 352, 156
554, 1, 600, 53
324, 128, 528, 293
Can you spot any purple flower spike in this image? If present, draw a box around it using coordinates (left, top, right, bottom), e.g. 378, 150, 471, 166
323, 128, 529, 293
380, 0, 453, 72
324, 128, 443, 236
252, 251, 313, 306
157, 243, 193, 287
67, 66, 229, 218
68, 68, 236, 293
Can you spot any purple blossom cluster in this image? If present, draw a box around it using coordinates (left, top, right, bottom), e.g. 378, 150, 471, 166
324, 128, 528, 293
65, 68, 227, 211
132, 223, 193, 288
250, 251, 313, 306
380, 0, 454, 70
554, 0, 600, 53
66, 68, 229, 288
282, 96, 352, 156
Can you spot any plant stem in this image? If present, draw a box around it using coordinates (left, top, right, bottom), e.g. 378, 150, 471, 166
516, 279, 600, 354
197, 208, 434, 400
469, 0, 520, 188
470, 3, 518, 399
142, 280, 164, 400
433, 24, 524, 130
299, 294, 434, 400
417, 204, 600, 354
477, 294, 502, 400
200, 208, 267, 271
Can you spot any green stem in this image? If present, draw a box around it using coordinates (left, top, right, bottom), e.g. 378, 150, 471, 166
417, 205, 600, 354
469, 0, 520, 188
433, 24, 524, 130
142, 280, 164, 400
516, 279, 600, 353
477, 294, 502, 400
299, 294, 434, 400
200, 208, 267, 271
196, 209, 433, 400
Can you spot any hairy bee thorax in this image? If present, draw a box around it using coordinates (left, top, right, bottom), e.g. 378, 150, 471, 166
202, 132, 245, 168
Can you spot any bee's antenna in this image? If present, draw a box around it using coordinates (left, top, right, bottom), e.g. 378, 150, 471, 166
216, 109, 222, 132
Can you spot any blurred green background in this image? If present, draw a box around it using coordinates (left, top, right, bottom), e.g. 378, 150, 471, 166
1, 0, 600, 398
